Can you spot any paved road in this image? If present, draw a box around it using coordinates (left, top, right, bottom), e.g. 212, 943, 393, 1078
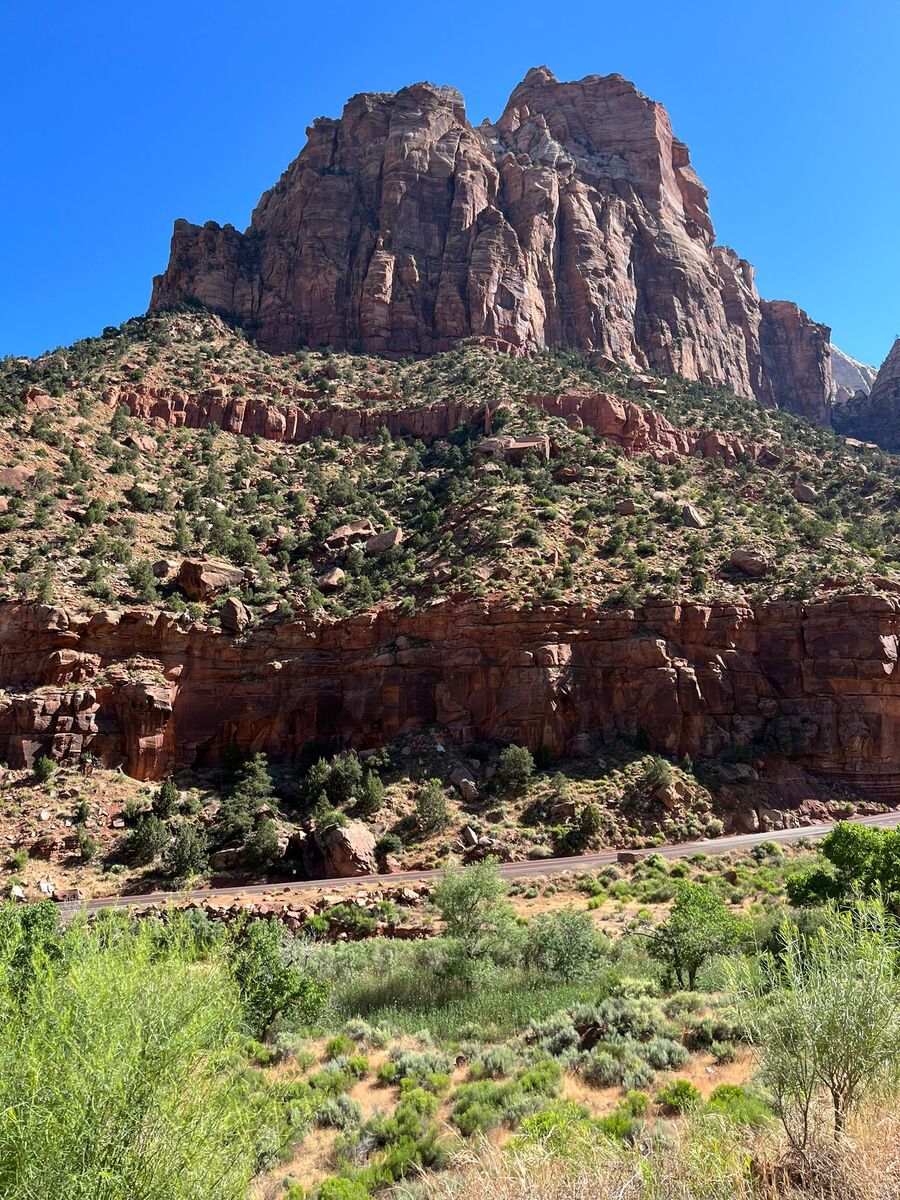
70, 809, 900, 915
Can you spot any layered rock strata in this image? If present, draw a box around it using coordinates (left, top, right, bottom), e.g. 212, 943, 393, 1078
107, 383, 776, 466
150, 68, 832, 422
1, 595, 899, 798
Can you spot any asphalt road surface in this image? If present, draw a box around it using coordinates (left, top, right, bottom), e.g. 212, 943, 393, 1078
69, 809, 900, 915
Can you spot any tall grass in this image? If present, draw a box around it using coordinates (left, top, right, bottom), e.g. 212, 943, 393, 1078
403, 1109, 900, 1200
304, 937, 616, 1039
0, 912, 265, 1200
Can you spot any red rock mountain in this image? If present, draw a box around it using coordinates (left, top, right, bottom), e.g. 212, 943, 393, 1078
151, 68, 833, 423
833, 338, 900, 450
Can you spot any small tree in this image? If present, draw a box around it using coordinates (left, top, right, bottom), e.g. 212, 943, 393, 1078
164, 824, 209, 883
32, 755, 56, 784
495, 745, 534, 794
786, 821, 900, 906
246, 818, 281, 868
732, 898, 900, 1145
153, 776, 179, 820
122, 814, 170, 866
432, 859, 519, 962
646, 882, 749, 989
525, 907, 604, 981
227, 919, 329, 1039
214, 753, 276, 847
127, 560, 158, 602
416, 779, 449, 835
355, 770, 384, 817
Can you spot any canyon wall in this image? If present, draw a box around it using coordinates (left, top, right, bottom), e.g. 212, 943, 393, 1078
150, 68, 833, 424
1, 596, 899, 799
834, 338, 900, 451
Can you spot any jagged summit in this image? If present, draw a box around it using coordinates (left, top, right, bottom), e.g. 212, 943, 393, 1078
150, 69, 833, 424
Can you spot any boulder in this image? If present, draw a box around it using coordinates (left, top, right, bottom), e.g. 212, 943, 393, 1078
220, 597, 250, 633
317, 567, 346, 591
614, 498, 636, 516
450, 765, 478, 802
476, 435, 550, 464
681, 504, 707, 529
365, 527, 404, 556
177, 558, 244, 600
324, 520, 376, 551
316, 821, 377, 877
729, 548, 773, 577
461, 824, 480, 847
793, 478, 818, 504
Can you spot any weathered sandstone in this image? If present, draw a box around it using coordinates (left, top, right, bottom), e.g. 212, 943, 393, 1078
150, 68, 832, 422
834, 338, 900, 451
106, 382, 778, 468
2, 596, 900, 801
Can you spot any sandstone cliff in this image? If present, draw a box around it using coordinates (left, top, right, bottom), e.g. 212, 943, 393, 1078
150, 68, 832, 423
2, 596, 899, 802
833, 338, 900, 450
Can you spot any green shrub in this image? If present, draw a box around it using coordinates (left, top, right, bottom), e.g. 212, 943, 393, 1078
525, 907, 603, 981
655, 1078, 702, 1114
0, 914, 262, 1197
415, 779, 449, 835
316, 1094, 363, 1131
122, 814, 170, 865
227, 920, 329, 1039
164, 823, 209, 882
705, 1084, 772, 1128
495, 745, 534, 793
325, 1034, 355, 1061
645, 1036, 690, 1070
469, 1044, 519, 1079
76, 827, 99, 864
153, 777, 179, 819
32, 755, 56, 784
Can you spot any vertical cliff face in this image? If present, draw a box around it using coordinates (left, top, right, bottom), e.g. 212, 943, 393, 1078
834, 338, 900, 449
150, 67, 832, 422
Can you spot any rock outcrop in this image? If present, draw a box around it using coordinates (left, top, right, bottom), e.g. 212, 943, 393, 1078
3, 595, 900, 800
150, 68, 832, 422
833, 338, 900, 451
106, 382, 777, 468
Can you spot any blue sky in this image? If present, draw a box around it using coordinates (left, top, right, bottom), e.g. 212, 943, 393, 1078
2, 0, 897, 366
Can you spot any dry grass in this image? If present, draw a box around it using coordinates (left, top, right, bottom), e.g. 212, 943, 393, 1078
402, 1108, 900, 1200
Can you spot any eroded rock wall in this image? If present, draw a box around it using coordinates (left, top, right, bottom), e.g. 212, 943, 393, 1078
1, 596, 898, 792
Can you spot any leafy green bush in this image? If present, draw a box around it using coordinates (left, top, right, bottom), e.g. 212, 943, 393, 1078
122, 813, 170, 865
525, 907, 603, 982
645, 1036, 690, 1070
415, 779, 449, 835
705, 1084, 771, 1128
495, 745, 535, 793
227, 920, 329, 1039
164, 823, 209, 882
325, 1034, 356, 1061
655, 1078, 702, 1114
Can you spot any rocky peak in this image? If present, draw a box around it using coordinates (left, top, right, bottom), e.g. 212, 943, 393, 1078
150, 68, 832, 423
833, 338, 900, 449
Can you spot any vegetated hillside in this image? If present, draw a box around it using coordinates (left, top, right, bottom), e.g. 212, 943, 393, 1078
1, 309, 898, 620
